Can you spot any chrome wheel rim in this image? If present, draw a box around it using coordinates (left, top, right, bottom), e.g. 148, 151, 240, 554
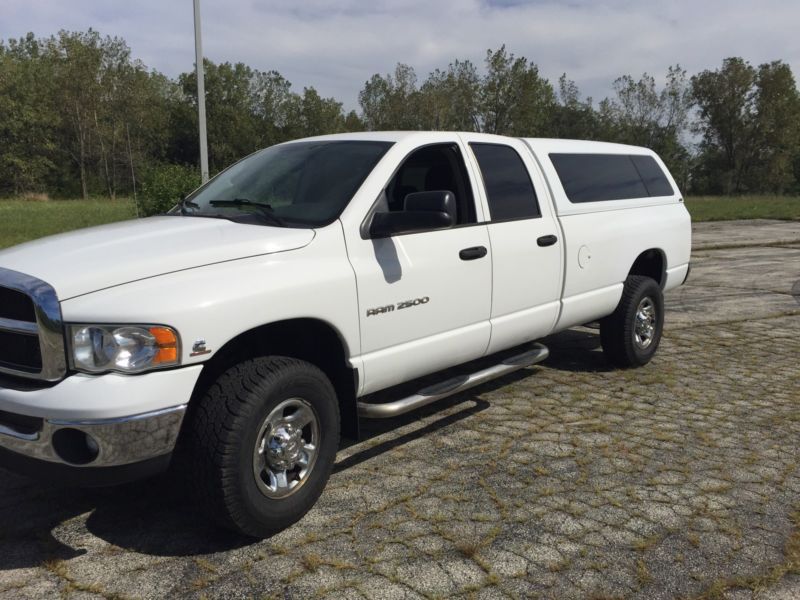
252, 398, 320, 499
634, 297, 657, 349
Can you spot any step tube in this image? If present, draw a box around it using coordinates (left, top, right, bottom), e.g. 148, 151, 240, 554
357, 343, 549, 419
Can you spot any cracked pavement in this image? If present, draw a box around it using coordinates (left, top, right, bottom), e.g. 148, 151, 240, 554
1, 219, 799, 599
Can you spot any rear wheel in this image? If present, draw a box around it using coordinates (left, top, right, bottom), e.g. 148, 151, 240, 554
186, 356, 339, 537
600, 275, 664, 368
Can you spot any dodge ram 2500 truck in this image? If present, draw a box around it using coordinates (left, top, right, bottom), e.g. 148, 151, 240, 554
0, 132, 691, 537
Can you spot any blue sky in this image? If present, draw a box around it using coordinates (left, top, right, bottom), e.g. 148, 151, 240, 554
2, 0, 798, 110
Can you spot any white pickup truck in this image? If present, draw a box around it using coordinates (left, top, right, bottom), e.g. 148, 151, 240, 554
0, 132, 690, 536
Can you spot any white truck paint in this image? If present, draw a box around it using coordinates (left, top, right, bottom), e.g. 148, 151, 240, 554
0, 131, 690, 535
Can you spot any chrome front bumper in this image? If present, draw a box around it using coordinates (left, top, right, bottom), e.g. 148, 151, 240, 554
0, 404, 186, 468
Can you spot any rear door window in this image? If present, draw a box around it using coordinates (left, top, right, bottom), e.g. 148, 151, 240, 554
470, 143, 541, 221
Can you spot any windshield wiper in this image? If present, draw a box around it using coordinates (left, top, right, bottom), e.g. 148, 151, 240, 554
209, 199, 286, 227
209, 198, 274, 211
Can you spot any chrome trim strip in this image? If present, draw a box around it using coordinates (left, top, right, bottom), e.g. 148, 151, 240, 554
0, 404, 187, 467
48, 404, 187, 427
0, 267, 67, 382
0, 316, 39, 335
357, 343, 549, 418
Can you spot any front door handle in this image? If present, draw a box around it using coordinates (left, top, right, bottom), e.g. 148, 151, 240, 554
537, 234, 558, 247
459, 246, 488, 261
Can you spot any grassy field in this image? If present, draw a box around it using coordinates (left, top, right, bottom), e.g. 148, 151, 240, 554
684, 195, 800, 221
0, 198, 137, 250
0, 196, 797, 250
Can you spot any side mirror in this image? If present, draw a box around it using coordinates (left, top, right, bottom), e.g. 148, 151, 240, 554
369, 191, 456, 238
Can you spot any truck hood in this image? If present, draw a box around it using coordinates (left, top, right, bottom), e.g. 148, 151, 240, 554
0, 216, 315, 300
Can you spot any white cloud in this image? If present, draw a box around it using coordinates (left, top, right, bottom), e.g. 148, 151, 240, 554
2, 0, 799, 111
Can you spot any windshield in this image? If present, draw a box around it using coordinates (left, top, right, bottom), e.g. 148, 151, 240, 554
171, 140, 393, 227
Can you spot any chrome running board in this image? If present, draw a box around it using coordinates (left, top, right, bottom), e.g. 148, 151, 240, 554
357, 343, 549, 419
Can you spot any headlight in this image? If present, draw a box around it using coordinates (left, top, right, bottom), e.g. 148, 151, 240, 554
68, 324, 180, 374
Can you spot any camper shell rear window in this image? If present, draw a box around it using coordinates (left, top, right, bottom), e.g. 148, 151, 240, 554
549, 153, 674, 203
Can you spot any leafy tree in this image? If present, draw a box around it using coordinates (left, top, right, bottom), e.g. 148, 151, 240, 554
176, 61, 348, 172
116, 68, 173, 201
0, 33, 58, 195
600, 66, 692, 187
178, 60, 263, 173
90, 39, 169, 199
691, 58, 768, 194
358, 64, 421, 130
288, 87, 347, 138
418, 60, 481, 131
2, 29, 799, 199
138, 163, 201, 216
343, 110, 365, 132
252, 69, 297, 145
46, 30, 110, 199
749, 61, 800, 193
480, 45, 555, 136
549, 74, 600, 140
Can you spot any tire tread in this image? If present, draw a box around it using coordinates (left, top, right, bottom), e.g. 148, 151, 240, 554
600, 275, 663, 368
184, 357, 338, 537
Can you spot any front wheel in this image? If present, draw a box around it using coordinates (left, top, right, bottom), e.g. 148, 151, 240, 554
600, 275, 664, 368
186, 357, 340, 537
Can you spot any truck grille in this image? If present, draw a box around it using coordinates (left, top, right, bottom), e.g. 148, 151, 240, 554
0, 268, 66, 382
0, 329, 43, 372
0, 287, 36, 322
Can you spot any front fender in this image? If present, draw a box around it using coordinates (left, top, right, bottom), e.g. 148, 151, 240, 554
59, 225, 360, 371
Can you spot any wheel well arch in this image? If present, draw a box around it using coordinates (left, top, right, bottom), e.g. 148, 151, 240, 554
188, 318, 359, 440
628, 248, 666, 288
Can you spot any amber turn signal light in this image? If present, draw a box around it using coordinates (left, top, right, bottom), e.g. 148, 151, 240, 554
149, 326, 179, 364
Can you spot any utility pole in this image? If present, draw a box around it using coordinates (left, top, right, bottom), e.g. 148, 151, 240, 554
193, 0, 209, 183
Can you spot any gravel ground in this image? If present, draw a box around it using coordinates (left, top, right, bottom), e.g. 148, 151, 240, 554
1, 219, 798, 599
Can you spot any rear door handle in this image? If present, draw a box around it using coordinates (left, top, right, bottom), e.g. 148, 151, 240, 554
537, 234, 558, 247
459, 246, 488, 261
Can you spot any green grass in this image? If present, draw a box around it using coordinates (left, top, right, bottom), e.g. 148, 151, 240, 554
685, 196, 800, 222
0, 198, 138, 250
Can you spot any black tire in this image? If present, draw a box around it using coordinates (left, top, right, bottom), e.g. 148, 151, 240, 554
185, 357, 339, 538
600, 275, 664, 368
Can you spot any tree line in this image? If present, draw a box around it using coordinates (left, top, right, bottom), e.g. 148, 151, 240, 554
1, 29, 799, 203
